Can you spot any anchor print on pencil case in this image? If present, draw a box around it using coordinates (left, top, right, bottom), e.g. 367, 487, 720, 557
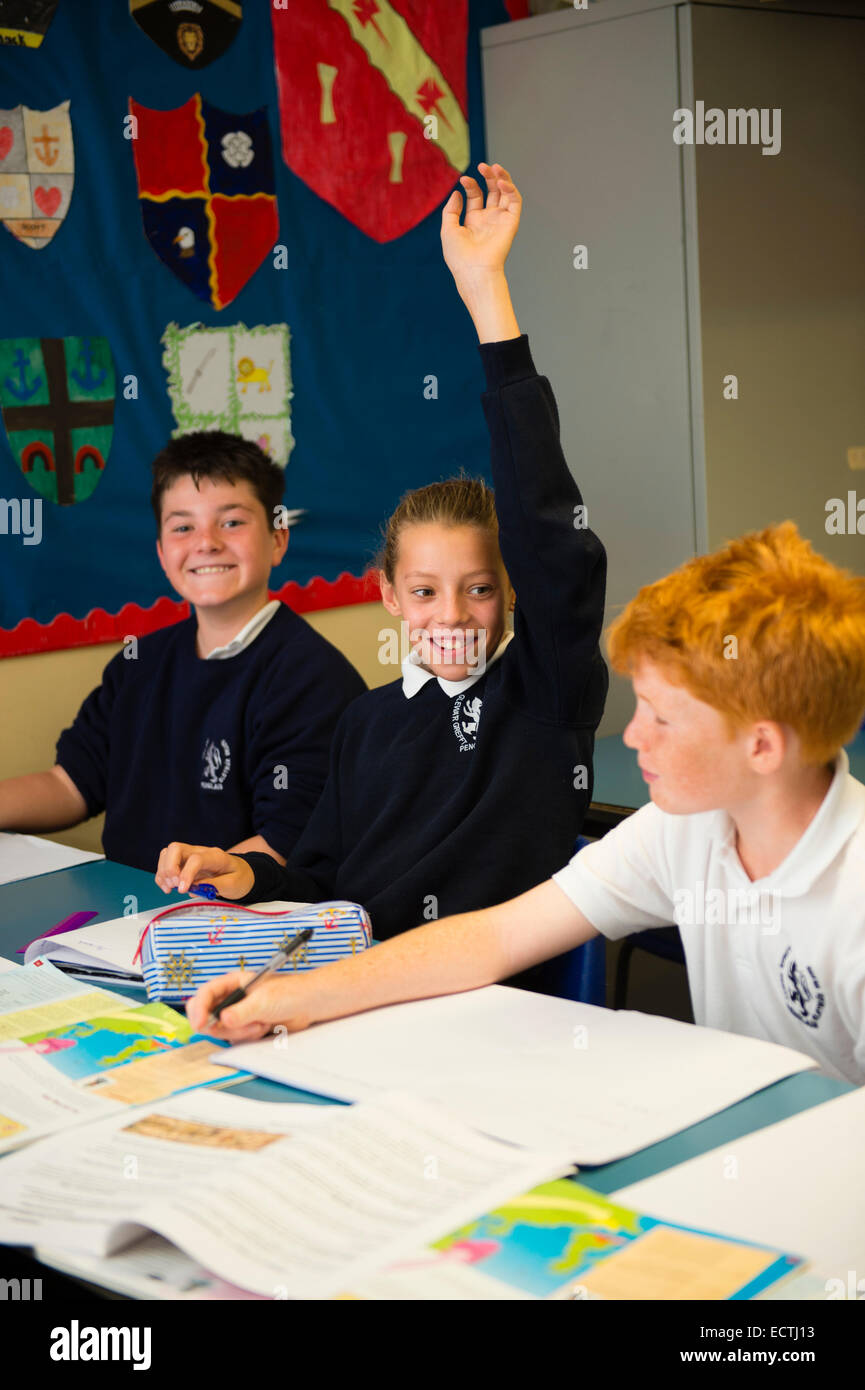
0, 336, 115, 505
0, 0, 60, 48
129, 94, 277, 309
129, 0, 241, 69
0, 101, 73, 248
271, 0, 469, 241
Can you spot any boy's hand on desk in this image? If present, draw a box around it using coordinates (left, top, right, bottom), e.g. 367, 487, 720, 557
441, 162, 522, 282
186, 970, 312, 1043
155, 842, 254, 898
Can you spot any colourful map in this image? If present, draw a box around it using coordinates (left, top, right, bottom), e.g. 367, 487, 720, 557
415, 1180, 802, 1300
20, 1002, 191, 1082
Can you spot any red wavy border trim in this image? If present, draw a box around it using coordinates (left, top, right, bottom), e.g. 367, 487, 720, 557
0, 572, 382, 658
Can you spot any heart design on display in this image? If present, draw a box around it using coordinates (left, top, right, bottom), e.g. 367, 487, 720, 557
0, 127, 13, 160
34, 185, 62, 216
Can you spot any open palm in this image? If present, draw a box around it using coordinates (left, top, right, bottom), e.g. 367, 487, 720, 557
441, 162, 523, 278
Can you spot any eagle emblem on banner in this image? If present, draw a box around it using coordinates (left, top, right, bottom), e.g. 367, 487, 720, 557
271, 0, 469, 242
0, 336, 115, 505
129, 95, 278, 309
0, 0, 60, 48
162, 322, 294, 467
0, 101, 73, 249
129, 0, 242, 69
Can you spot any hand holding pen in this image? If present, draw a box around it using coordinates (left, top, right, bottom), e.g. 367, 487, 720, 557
204, 928, 314, 1027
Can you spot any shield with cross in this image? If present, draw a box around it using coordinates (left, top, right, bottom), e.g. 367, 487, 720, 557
0, 101, 74, 249
0, 337, 115, 505
271, 0, 469, 243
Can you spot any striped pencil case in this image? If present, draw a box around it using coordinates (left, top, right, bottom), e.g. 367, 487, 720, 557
134, 900, 372, 1004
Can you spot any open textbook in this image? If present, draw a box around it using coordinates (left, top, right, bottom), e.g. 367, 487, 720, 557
211, 985, 818, 1163
0, 959, 246, 1152
1, 1090, 802, 1301
0, 1090, 578, 1299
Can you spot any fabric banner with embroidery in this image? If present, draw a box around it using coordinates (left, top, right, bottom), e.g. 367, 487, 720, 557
0, 0, 515, 656
0, 101, 73, 248
130, 0, 242, 69
162, 321, 294, 468
271, 0, 469, 242
130, 95, 278, 309
0, 0, 60, 48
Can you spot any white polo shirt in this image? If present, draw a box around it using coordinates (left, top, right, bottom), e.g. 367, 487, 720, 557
552, 752, 865, 1085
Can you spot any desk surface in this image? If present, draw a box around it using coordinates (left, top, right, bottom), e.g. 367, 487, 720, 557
0, 854, 851, 1197
593, 727, 865, 814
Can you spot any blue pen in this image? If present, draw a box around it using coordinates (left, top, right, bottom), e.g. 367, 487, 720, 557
195, 883, 219, 900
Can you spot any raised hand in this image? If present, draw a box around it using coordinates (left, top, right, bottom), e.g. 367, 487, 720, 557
441, 162, 522, 344
441, 162, 522, 282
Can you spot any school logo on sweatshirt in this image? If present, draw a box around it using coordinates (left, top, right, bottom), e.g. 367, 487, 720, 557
779, 947, 825, 1029
451, 693, 482, 752
201, 738, 231, 791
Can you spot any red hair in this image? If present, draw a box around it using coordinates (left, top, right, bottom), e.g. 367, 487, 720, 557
607, 523, 865, 763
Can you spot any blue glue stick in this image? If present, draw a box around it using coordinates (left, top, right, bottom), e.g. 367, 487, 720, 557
196, 883, 218, 900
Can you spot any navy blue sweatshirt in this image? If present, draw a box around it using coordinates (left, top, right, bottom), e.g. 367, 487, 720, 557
238, 335, 608, 938
56, 604, 366, 871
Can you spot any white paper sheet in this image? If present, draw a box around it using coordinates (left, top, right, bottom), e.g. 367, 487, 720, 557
0, 832, 102, 886
212, 985, 817, 1163
0, 956, 19, 972
613, 1087, 865, 1285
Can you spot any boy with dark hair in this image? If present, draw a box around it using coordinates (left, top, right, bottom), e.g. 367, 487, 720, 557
0, 431, 366, 871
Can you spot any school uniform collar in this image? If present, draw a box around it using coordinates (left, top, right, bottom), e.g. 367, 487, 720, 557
202, 599, 281, 660
716, 750, 865, 896
401, 629, 514, 699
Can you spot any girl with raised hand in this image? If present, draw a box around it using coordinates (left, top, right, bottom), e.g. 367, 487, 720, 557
157, 163, 608, 949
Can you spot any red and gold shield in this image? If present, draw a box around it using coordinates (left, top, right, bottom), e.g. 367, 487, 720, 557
271, 0, 469, 243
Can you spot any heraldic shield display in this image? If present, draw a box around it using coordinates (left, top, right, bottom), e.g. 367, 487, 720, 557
271, 0, 469, 242
129, 95, 278, 309
0, 101, 74, 248
0, 0, 59, 47
129, 0, 242, 69
0, 337, 115, 505
162, 322, 294, 467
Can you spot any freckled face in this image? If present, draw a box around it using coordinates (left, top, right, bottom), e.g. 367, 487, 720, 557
380, 522, 513, 681
622, 659, 751, 814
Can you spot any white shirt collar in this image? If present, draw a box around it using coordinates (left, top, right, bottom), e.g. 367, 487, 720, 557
202, 599, 281, 660
718, 750, 865, 895
401, 628, 514, 699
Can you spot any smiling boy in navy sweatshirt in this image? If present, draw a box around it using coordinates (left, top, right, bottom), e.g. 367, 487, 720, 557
0, 433, 365, 870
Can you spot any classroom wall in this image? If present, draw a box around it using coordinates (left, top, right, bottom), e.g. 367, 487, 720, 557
0, 601, 391, 856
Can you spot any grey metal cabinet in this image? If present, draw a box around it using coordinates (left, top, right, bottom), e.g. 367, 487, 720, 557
482, 0, 865, 733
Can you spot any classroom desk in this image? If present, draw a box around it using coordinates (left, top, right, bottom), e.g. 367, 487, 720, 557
0, 852, 852, 1207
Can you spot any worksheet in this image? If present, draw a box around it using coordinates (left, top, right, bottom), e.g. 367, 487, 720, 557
212, 985, 817, 1162
0, 1090, 576, 1298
